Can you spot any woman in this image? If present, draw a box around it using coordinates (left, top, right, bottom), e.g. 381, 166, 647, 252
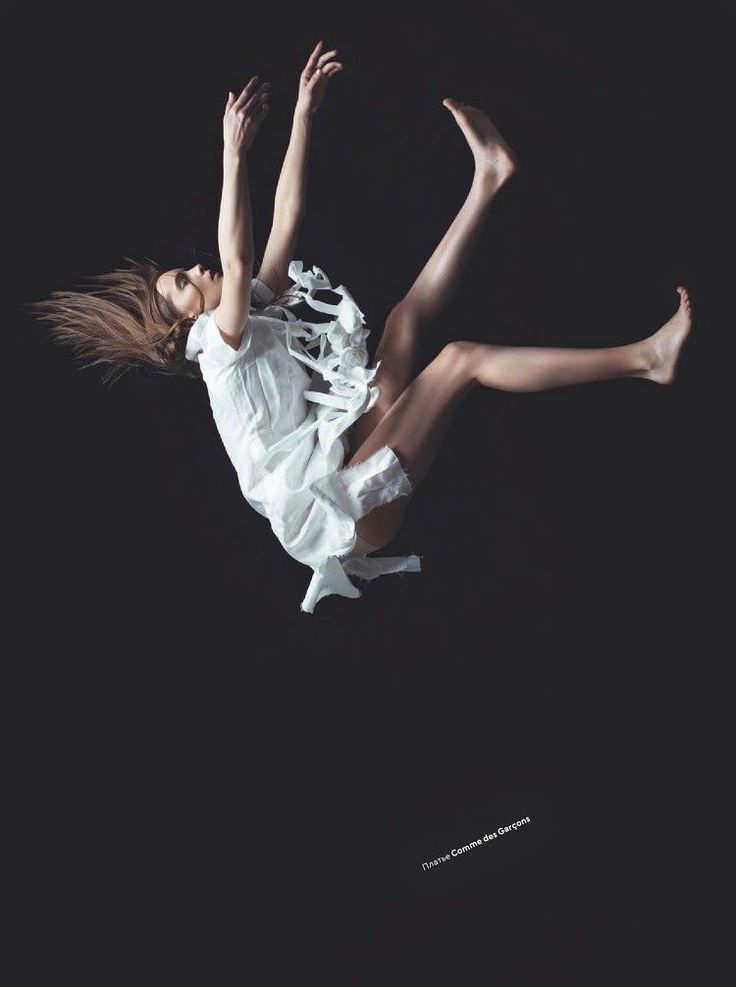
28, 41, 693, 614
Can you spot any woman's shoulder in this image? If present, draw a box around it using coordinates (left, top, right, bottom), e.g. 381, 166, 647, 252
185, 276, 286, 368
187, 305, 258, 369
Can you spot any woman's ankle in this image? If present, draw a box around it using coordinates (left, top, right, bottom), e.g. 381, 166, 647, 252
627, 341, 654, 378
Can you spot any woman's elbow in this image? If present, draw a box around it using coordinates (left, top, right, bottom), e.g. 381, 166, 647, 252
222, 256, 254, 275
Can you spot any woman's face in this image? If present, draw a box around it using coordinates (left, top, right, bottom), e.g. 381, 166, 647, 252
155, 264, 222, 320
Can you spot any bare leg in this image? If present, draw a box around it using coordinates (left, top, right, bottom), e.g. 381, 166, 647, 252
348, 101, 518, 454
347, 287, 693, 548
394, 100, 518, 326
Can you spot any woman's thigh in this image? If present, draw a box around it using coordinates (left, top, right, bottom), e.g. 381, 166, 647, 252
348, 304, 424, 455
349, 342, 477, 548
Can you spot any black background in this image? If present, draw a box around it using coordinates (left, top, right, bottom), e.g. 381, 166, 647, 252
10, 0, 731, 981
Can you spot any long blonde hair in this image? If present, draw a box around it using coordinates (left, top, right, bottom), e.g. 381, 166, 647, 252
24, 255, 296, 388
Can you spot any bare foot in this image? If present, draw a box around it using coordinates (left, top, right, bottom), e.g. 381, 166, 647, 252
442, 98, 519, 187
638, 286, 694, 384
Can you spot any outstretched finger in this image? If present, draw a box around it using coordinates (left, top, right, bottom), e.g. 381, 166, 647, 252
316, 48, 338, 68
304, 40, 324, 74
233, 76, 260, 111
240, 82, 270, 116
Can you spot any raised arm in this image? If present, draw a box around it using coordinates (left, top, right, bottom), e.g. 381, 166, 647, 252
214, 76, 270, 349
256, 41, 344, 297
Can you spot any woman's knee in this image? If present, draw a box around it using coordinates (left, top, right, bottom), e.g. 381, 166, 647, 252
437, 340, 484, 391
383, 301, 422, 347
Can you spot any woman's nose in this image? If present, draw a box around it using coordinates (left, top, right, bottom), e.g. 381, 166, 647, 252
190, 264, 205, 276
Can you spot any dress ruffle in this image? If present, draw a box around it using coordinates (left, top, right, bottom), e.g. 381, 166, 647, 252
256, 261, 383, 460
258, 261, 422, 613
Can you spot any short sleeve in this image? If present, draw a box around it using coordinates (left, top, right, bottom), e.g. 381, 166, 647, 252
200, 310, 254, 369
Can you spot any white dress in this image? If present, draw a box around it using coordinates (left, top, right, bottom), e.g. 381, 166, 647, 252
185, 260, 422, 613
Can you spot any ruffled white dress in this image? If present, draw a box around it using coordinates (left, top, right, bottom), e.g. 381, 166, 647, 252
185, 260, 422, 613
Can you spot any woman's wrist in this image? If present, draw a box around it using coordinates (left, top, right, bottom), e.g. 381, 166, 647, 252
223, 145, 246, 165
293, 104, 314, 126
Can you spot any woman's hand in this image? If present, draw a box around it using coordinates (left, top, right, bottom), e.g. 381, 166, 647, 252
295, 40, 343, 117
223, 76, 270, 154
